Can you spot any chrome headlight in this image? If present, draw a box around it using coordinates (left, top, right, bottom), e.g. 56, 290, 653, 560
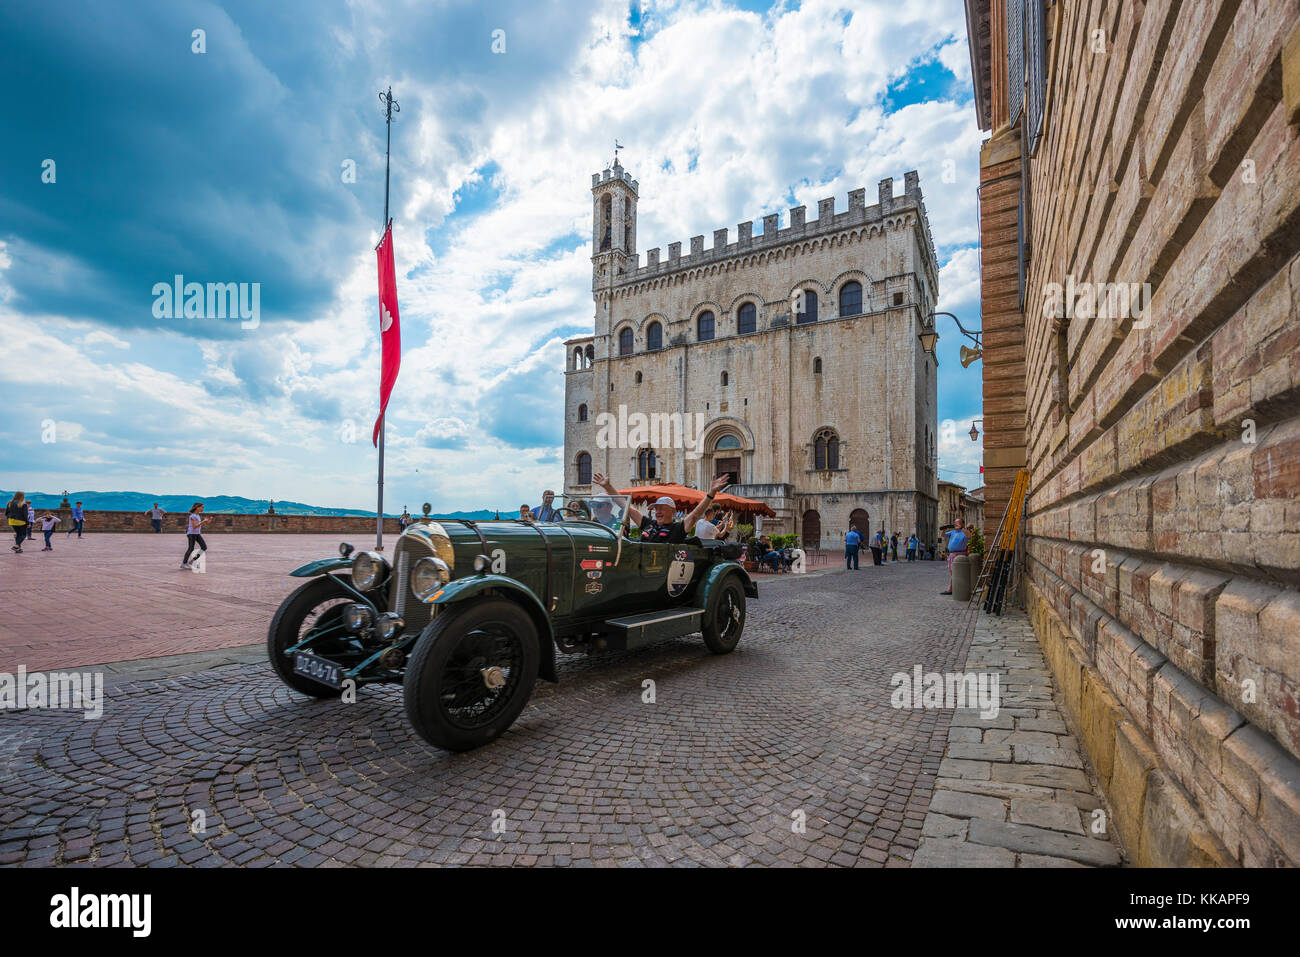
342, 603, 373, 633
375, 612, 404, 641
411, 557, 451, 600
473, 554, 491, 573
350, 551, 390, 590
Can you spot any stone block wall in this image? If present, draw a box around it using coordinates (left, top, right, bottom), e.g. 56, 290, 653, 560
1015, 1, 1300, 864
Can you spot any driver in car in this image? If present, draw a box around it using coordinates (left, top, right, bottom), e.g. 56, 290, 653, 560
592, 473, 730, 544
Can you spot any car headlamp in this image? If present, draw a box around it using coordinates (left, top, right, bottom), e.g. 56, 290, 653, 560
342, 603, 373, 632
473, 554, 491, 573
376, 612, 404, 641
411, 557, 451, 600
350, 551, 390, 590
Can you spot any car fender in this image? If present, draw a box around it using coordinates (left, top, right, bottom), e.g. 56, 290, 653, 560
290, 557, 353, 578
425, 574, 558, 683
699, 561, 757, 627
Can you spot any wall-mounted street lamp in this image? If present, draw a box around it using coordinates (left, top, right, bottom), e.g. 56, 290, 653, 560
969, 418, 984, 442
918, 311, 983, 364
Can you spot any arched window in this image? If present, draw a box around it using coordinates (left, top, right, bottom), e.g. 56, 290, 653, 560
721, 371, 728, 387
600, 195, 612, 251
585, 344, 594, 366
839, 281, 863, 317
578, 404, 588, 422
737, 302, 757, 334
635, 371, 643, 384
647, 321, 662, 351
813, 357, 822, 374
618, 327, 634, 356
814, 429, 839, 470
577, 452, 592, 485
715, 434, 742, 451
796, 289, 818, 324
574, 347, 584, 368
697, 310, 715, 341
637, 447, 657, 480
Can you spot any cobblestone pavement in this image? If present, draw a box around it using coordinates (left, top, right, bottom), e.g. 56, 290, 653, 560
912, 612, 1123, 867
0, 562, 983, 867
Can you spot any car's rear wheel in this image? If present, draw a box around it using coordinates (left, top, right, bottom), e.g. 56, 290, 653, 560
404, 599, 539, 752
267, 575, 359, 697
702, 575, 746, 654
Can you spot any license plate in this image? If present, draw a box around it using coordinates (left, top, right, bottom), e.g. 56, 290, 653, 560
293, 651, 343, 688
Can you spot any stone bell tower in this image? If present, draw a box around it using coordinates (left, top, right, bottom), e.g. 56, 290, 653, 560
591, 158, 638, 292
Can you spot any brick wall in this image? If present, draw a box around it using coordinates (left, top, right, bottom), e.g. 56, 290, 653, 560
44, 509, 402, 534
998, 0, 1300, 864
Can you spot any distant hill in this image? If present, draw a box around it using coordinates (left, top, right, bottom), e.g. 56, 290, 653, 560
0, 491, 498, 521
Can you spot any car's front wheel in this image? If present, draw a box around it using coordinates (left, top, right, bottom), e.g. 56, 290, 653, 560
267, 575, 356, 698
702, 575, 746, 654
403, 599, 540, 752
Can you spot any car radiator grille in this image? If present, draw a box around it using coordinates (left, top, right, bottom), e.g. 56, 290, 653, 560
391, 536, 434, 639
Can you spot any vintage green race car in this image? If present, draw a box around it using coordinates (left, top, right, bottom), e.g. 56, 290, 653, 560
267, 495, 757, 752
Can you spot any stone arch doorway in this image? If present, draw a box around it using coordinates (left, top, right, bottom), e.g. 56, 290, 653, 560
849, 508, 870, 536
802, 509, 822, 548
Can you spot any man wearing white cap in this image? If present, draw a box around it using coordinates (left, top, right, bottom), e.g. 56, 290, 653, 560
592, 472, 730, 544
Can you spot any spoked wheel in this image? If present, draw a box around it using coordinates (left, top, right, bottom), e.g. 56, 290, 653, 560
404, 599, 540, 752
267, 575, 363, 698
702, 575, 746, 654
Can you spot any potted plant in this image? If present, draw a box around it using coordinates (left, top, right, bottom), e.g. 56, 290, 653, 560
967, 526, 986, 578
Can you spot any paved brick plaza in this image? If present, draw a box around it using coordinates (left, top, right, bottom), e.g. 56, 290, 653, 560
0, 543, 1118, 867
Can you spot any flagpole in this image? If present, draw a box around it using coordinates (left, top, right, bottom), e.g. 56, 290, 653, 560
377, 86, 398, 550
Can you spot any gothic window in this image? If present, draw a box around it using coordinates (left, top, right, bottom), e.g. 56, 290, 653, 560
574, 347, 583, 368
585, 344, 594, 365
624, 197, 632, 250
814, 357, 822, 374
721, 371, 728, 387
636, 371, 643, 384
637, 447, 657, 480
697, 310, 715, 341
813, 429, 839, 470
715, 435, 742, 451
578, 404, 588, 422
600, 194, 612, 251
618, 327, 634, 356
796, 290, 818, 323
647, 321, 662, 351
839, 281, 863, 317
577, 452, 592, 485
737, 302, 757, 334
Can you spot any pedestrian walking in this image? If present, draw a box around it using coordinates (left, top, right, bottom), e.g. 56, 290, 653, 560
869, 531, 883, 566
25, 501, 35, 541
941, 518, 970, 595
844, 527, 862, 569
70, 501, 85, 537
39, 511, 60, 550
398, 508, 412, 531
145, 503, 165, 533
6, 492, 28, 553
906, 533, 918, 562
181, 503, 209, 568
890, 532, 899, 561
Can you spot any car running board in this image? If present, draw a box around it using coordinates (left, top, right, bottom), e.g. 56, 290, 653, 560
604, 607, 705, 651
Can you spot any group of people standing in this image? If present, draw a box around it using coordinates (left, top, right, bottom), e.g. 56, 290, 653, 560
843, 528, 928, 569
5, 493, 85, 553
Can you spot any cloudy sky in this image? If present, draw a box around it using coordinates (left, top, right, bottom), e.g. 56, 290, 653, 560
1, 0, 986, 513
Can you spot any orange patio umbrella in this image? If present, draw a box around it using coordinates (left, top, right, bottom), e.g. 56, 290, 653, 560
616, 482, 775, 518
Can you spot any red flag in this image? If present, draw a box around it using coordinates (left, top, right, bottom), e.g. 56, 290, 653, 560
373, 220, 401, 446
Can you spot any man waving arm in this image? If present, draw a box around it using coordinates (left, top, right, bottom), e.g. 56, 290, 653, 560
683, 475, 730, 533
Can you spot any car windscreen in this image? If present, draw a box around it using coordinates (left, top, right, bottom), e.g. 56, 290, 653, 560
550, 494, 629, 532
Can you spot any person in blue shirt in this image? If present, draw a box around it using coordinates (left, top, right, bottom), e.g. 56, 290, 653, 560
844, 528, 862, 569
941, 518, 969, 595
906, 534, 919, 562
530, 490, 560, 522
70, 501, 85, 538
